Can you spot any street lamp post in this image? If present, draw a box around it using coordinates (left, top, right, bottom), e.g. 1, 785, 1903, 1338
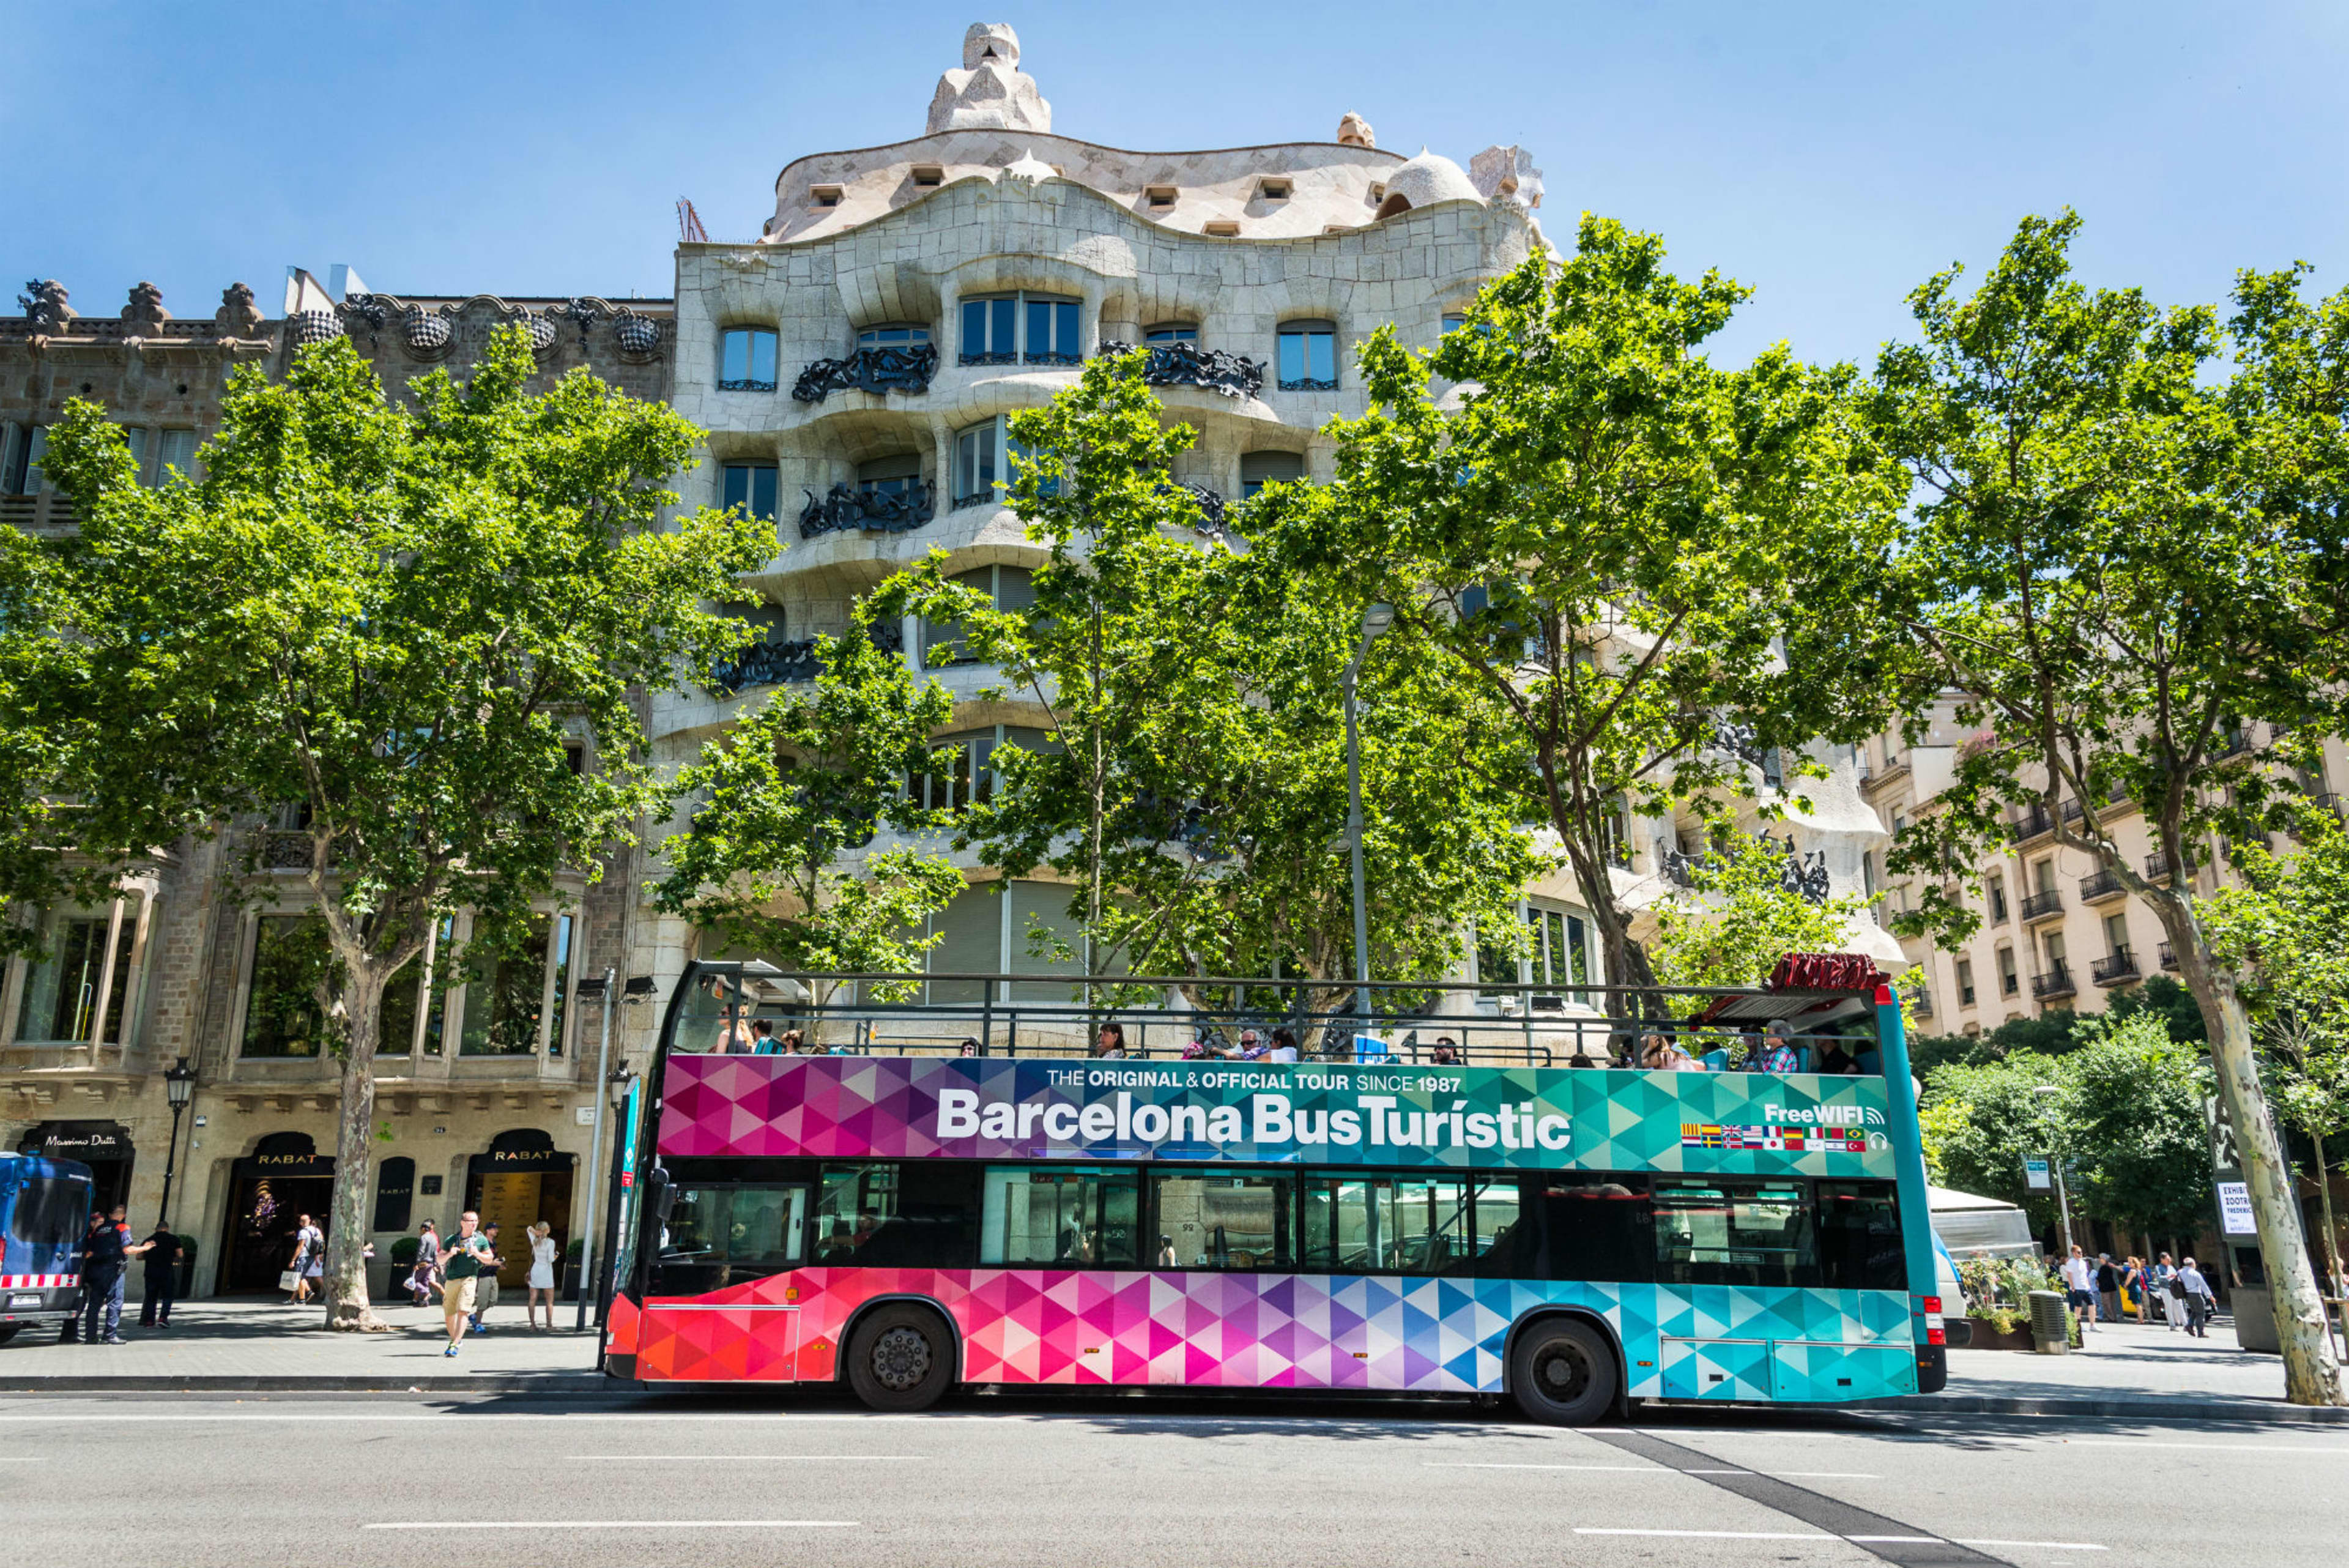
1342, 604, 1393, 1036
2032, 1084, 2076, 1254
158, 1057, 196, 1232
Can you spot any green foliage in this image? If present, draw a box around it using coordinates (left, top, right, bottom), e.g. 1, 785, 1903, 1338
1910, 977, 2206, 1072
2205, 830, 2349, 1142
1957, 1255, 2057, 1331
888, 351, 1543, 999
1275, 223, 1904, 993
1647, 836, 1877, 989
390, 1236, 421, 1267
34, 327, 768, 1318
1920, 1012, 2213, 1238
652, 595, 963, 1002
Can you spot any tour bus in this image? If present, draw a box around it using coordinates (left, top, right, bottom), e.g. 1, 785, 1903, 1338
603, 955, 1946, 1422
0, 1151, 94, 1344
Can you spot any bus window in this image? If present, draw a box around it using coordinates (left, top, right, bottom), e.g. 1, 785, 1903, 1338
1300, 1176, 1471, 1274
1154, 1170, 1293, 1270
1466, 1176, 1526, 1274
981, 1167, 1140, 1266
1816, 1181, 1906, 1291
1531, 1174, 1653, 1283
1653, 1180, 1816, 1289
648, 1185, 806, 1296
813, 1162, 978, 1268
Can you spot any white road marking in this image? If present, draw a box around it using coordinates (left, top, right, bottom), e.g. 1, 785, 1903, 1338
1431, 1463, 1879, 1477
571, 1454, 909, 1460
0, 1412, 934, 1423
2061, 1440, 2349, 1455
1577, 1529, 1833, 1540
362, 1520, 859, 1531
1956, 1540, 2107, 1552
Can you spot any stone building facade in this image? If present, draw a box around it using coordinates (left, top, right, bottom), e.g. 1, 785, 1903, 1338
0, 276, 674, 1297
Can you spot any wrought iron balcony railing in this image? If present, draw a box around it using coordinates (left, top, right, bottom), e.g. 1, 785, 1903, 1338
2019, 888, 2064, 922
1097, 340, 1266, 400
2079, 869, 2126, 903
798, 480, 935, 539
2159, 940, 2179, 970
708, 622, 902, 697
2032, 964, 2077, 1000
2010, 803, 2055, 841
2145, 853, 2175, 882
2090, 949, 2140, 986
792, 343, 940, 403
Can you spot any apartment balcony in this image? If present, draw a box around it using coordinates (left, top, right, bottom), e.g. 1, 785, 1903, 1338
2143, 853, 2174, 883
2215, 729, 2252, 760
1909, 988, 1935, 1019
798, 478, 935, 540
791, 343, 940, 403
1097, 339, 1266, 399
2032, 964, 2077, 1001
2079, 869, 2128, 904
2019, 889, 2065, 923
2090, 948, 2141, 987
2009, 803, 2055, 843
2060, 797, 2087, 824
2159, 941, 2179, 972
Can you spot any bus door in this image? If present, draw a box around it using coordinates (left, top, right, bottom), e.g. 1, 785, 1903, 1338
639, 1181, 809, 1381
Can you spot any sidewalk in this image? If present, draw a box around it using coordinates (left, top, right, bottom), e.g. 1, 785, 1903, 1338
1871, 1314, 2349, 1425
0, 1296, 607, 1392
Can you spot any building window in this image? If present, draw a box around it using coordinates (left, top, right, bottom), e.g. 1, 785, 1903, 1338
14, 904, 140, 1047
951, 417, 1048, 510
1524, 901, 1591, 994
857, 324, 930, 349
458, 912, 576, 1057
2103, 911, 2129, 956
909, 723, 1058, 814
919, 563, 1036, 667
1441, 313, 1466, 336
856, 451, 926, 511
240, 915, 333, 1058
959, 292, 1080, 366
1256, 177, 1292, 201
4, 423, 46, 496
379, 917, 452, 1057
719, 328, 779, 392
1996, 945, 2017, 997
1276, 320, 1338, 391
1239, 450, 1306, 498
721, 463, 779, 522
915, 879, 1089, 1004
1143, 323, 1197, 343
1986, 872, 2008, 923
1144, 185, 1178, 210
1956, 957, 1976, 1007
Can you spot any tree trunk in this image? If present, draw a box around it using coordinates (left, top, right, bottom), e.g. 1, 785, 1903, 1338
2313, 1131, 2345, 1356
326, 965, 389, 1331
2172, 925, 2345, 1404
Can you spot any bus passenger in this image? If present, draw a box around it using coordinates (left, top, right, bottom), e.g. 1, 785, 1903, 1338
1092, 1022, 1130, 1059
1266, 1028, 1301, 1063
819, 1219, 856, 1263
750, 1019, 777, 1054
1639, 1035, 1697, 1071
1756, 1020, 1802, 1074
1430, 1037, 1463, 1066
1815, 1038, 1863, 1075
1157, 1234, 1178, 1268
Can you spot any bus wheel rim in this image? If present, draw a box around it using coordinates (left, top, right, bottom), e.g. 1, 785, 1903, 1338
1535, 1339, 1589, 1401
872, 1326, 932, 1391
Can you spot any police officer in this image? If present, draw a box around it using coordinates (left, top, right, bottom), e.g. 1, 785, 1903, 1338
138, 1221, 184, 1329
79, 1204, 155, 1345
59, 1211, 105, 1341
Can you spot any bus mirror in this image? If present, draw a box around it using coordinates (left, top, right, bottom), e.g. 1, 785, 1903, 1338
645, 1168, 677, 1238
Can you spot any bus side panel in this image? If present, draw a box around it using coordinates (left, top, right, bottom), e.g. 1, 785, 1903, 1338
625, 1268, 1915, 1404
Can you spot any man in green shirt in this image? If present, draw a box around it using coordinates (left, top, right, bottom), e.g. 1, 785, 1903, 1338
439, 1211, 499, 1357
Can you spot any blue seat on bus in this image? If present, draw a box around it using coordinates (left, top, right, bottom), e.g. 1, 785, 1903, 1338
1699, 1049, 1727, 1072
1858, 1049, 1882, 1076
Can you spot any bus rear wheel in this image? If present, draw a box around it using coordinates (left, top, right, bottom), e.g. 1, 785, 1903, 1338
1508, 1317, 1617, 1425
845, 1303, 955, 1413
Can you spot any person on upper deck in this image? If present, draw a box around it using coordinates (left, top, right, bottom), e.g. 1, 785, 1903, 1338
1756, 1020, 1802, 1074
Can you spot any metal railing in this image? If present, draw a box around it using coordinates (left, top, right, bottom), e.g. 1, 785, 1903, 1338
2032, 965, 2077, 1000
2019, 889, 2064, 922
2159, 941, 2179, 971
2090, 949, 2140, 986
659, 968, 1898, 1076
2079, 869, 2126, 903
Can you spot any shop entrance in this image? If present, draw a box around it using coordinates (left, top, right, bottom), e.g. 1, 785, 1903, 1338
219, 1132, 337, 1294
17, 1121, 136, 1216
464, 1129, 576, 1288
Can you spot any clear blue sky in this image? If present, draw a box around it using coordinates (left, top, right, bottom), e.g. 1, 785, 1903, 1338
10, 1, 2345, 367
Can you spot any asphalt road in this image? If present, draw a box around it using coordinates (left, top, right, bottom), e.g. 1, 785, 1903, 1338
6, 1388, 2339, 1567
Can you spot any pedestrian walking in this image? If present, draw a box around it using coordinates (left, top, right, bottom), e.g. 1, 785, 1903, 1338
287, 1214, 324, 1305
439, 1211, 495, 1356
2095, 1253, 2121, 1325
80, 1203, 154, 1345
2176, 1256, 2214, 1337
470, 1222, 505, 1333
2120, 1255, 2147, 1323
525, 1221, 558, 1331
137, 1222, 182, 1328
2151, 1252, 2180, 1328
2061, 1245, 2098, 1331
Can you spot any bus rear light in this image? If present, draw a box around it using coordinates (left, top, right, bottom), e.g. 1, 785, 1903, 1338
1926, 1326, 1946, 1345
1920, 1296, 1942, 1315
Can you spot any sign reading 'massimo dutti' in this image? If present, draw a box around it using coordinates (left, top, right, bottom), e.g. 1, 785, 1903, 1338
661, 1055, 1895, 1178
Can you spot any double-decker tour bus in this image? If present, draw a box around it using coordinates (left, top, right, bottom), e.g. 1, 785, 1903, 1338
602, 954, 1945, 1422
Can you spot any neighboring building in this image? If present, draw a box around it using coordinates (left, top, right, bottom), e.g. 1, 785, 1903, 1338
0, 274, 673, 1296
1861, 710, 2349, 1036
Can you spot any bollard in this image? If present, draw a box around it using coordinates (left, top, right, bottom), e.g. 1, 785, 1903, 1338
2027, 1288, 2070, 1354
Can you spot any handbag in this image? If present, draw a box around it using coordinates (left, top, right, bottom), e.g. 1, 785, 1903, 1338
278, 1269, 300, 1291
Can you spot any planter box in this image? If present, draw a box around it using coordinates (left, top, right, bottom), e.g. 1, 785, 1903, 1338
1956, 1318, 2037, 1351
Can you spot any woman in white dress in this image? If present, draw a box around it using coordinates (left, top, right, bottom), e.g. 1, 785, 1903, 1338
525, 1221, 558, 1331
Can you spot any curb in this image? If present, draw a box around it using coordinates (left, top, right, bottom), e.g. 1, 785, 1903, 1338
1863, 1393, 2349, 1425
4, 1373, 618, 1394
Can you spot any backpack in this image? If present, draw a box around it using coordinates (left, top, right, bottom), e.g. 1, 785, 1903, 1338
2168, 1276, 2188, 1298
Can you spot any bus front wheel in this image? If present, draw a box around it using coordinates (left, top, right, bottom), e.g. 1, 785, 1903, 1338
1508, 1318, 1618, 1426
845, 1303, 955, 1413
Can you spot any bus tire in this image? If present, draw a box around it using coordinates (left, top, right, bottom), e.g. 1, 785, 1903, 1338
0, 1325, 20, 1347
844, 1302, 955, 1413
1508, 1316, 1617, 1426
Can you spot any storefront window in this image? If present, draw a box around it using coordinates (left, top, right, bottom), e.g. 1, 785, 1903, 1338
240, 915, 333, 1058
